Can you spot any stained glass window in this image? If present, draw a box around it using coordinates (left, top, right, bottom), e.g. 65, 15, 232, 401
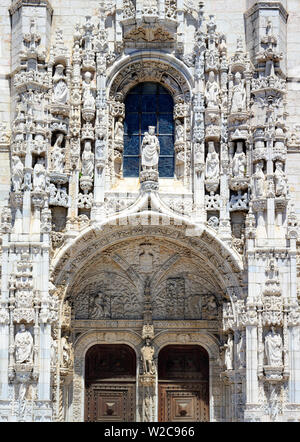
123, 82, 174, 177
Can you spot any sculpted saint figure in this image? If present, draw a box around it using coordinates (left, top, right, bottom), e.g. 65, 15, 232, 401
205, 71, 219, 108
141, 126, 160, 171
82, 71, 95, 109
232, 142, 246, 177
15, 324, 33, 364
90, 292, 110, 319
231, 72, 246, 113
141, 338, 156, 375
52, 64, 68, 105
81, 140, 94, 178
33, 158, 46, 191
274, 161, 287, 197
175, 119, 184, 142
61, 336, 72, 368
265, 327, 283, 367
224, 334, 233, 370
253, 161, 265, 198
51, 134, 65, 173
114, 117, 124, 143
12, 156, 24, 192
205, 141, 219, 180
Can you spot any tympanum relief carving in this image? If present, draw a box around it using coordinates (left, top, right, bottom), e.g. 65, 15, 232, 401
70, 240, 221, 321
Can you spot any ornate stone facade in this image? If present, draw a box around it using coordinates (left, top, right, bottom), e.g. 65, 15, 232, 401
0, 0, 299, 422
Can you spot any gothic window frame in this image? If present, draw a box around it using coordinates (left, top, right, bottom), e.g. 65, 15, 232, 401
123, 81, 175, 178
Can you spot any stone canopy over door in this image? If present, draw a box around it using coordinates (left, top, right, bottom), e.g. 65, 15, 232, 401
158, 345, 209, 422
84, 344, 136, 422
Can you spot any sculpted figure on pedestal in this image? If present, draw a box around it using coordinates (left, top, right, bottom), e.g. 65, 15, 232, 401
12, 156, 24, 192
265, 327, 283, 367
205, 141, 219, 180
82, 71, 95, 109
33, 158, 46, 191
141, 338, 156, 375
205, 71, 219, 108
141, 126, 160, 171
232, 142, 246, 177
175, 119, 184, 142
81, 140, 94, 178
224, 334, 233, 370
114, 117, 124, 143
231, 72, 246, 113
61, 336, 73, 368
274, 161, 287, 197
15, 324, 33, 364
252, 161, 265, 198
52, 64, 68, 105
51, 134, 65, 173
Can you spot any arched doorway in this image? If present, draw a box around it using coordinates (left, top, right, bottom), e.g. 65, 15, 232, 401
84, 344, 136, 422
158, 345, 209, 422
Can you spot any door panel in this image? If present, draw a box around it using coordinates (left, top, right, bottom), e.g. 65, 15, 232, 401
158, 383, 209, 422
85, 383, 136, 422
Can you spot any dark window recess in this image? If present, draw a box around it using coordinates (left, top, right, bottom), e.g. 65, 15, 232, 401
123, 82, 174, 178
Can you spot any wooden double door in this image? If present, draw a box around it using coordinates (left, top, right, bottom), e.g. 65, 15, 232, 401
158, 345, 209, 422
84, 344, 209, 422
84, 344, 136, 422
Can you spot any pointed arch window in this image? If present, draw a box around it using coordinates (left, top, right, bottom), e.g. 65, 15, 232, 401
123, 82, 174, 177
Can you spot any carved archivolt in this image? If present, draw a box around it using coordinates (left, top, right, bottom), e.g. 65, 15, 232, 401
108, 55, 192, 100
51, 222, 243, 299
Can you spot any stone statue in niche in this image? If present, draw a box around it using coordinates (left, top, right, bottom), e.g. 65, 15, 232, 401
252, 161, 265, 198
175, 119, 184, 142
15, 324, 33, 364
61, 335, 72, 368
51, 134, 65, 173
265, 327, 283, 367
231, 72, 246, 113
139, 245, 153, 273
232, 142, 246, 177
50, 336, 58, 366
224, 334, 233, 370
205, 141, 219, 180
90, 292, 110, 319
12, 156, 24, 192
141, 338, 156, 375
81, 140, 94, 178
237, 331, 246, 369
52, 64, 68, 105
274, 161, 287, 197
114, 117, 124, 143
141, 126, 160, 171
82, 71, 95, 109
205, 71, 219, 108
33, 158, 46, 191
